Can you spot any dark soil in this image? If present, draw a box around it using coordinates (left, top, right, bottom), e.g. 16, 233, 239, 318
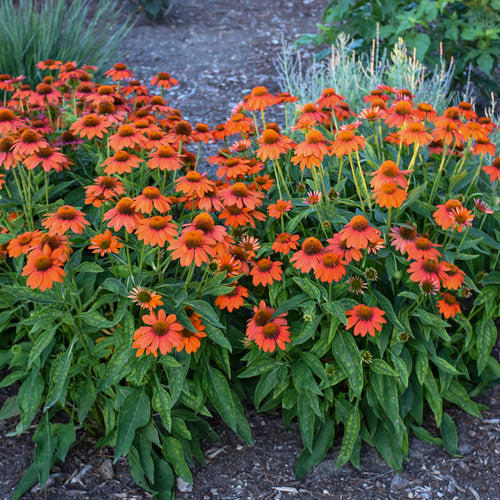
1, 1, 499, 499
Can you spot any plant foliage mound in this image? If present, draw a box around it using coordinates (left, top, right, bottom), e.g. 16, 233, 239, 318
0, 60, 499, 498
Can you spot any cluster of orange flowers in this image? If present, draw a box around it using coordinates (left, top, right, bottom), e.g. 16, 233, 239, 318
0, 61, 497, 356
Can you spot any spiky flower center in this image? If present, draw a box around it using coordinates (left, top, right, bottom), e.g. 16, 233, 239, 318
254, 309, 272, 326
143, 186, 160, 199
158, 145, 174, 158
175, 121, 192, 136
195, 123, 210, 133
302, 103, 317, 113
186, 171, 202, 182
322, 253, 341, 267
184, 230, 204, 248
422, 259, 439, 273
152, 321, 170, 336
357, 305, 373, 320
337, 130, 354, 142
395, 100, 412, 116
149, 216, 168, 230
252, 86, 268, 96
262, 322, 279, 339
381, 183, 397, 194
37, 147, 53, 158
56, 205, 77, 220
261, 129, 279, 145
116, 197, 135, 215
306, 130, 324, 144
443, 293, 457, 305
21, 129, 40, 143
114, 150, 130, 162
34, 255, 52, 271
302, 237, 322, 255
82, 114, 100, 127
231, 183, 249, 197
118, 125, 134, 137
194, 213, 214, 232
351, 215, 369, 231
257, 258, 272, 271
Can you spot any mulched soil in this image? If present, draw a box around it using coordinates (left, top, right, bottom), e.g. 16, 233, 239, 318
1, 1, 499, 498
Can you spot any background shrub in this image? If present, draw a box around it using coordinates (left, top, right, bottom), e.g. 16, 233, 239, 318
0, 0, 132, 85
296, 0, 500, 99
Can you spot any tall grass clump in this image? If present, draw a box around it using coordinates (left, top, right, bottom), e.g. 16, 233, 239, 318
0, 0, 132, 84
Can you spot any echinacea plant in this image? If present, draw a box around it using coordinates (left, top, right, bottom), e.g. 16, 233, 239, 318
0, 60, 499, 498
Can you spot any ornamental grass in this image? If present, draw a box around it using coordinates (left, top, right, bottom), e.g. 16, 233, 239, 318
0, 61, 498, 498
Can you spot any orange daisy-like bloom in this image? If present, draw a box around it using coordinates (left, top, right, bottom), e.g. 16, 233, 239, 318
388, 225, 422, 254
268, 199, 293, 218
338, 215, 381, 249
132, 309, 183, 357
191, 123, 213, 143
437, 293, 461, 318
333, 101, 356, 121
433, 199, 463, 230
108, 125, 145, 151
346, 304, 386, 337
296, 102, 328, 128
215, 284, 249, 312
419, 277, 441, 296
179, 312, 207, 354
12, 129, 48, 156
372, 182, 407, 208
0, 108, 24, 135
70, 113, 111, 140
0, 137, 20, 170
383, 99, 419, 128
221, 183, 264, 210
458, 101, 477, 121
135, 215, 177, 247
370, 160, 411, 190
246, 300, 275, 340
147, 145, 183, 171
244, 86, 278, 111
432, 118, 463, 146
314, 252, 347, 283
473, 136, 496, 156
175, 171, 215, 197
291, 129, 330, 170
133, 186, 171, 214
304, 190, 322, 205
415, 102, 437, 122
406, 237, 441, 261
408, 258, 449, 284
459, 121, 487, 142
216, 157, 251, 180
219, 205, 264, 229
290, 237, 325, 273
168, 229, 215, 267
450, 207, 474, 232
22, 245, 65, 291
36, 59, 62, 70
316, 87, 344, 108
105, 63, 134, 81
224, 112, 255, 136
214, 254, 242, 277
35, 233, 71, 262
24, 146, 70, 173
85, 176, 125, 207
330, 128, 366, 157
399, 122, 432, 146
256, 129, 294, 161
195, 186, 224, 212
252, 317, 291, 353
442, 262, 465, 290
7, 230, 42, 258
326, 233, 362, 263
251, 258, 283, 287
128, 286, 163, 310
42, 205, 90, 235
272, 233, 299, 255
103, 197, 142, 232
483, 157, 500, 182
88, 229, 122, 256
102, 150, 142, 175
182, 214, 228, 256
367, 238, 385, 255
252, 174, 274, 192
150, 72, 178, 89
238, 235, 260, 259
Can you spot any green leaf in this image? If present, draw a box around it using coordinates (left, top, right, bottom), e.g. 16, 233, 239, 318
101, 277, 129, 297
440, 413, 460, 456
204, 364, 237, 429
413, 308, 450, 328
28, 324, 58, 369
114, 389, 150, 462
332, 333, 363, 398
411, 425, 442, 446
162, 437, 192, 483
297, 395, 315, 452
476, 319, 497, 375
273, 293, 308, 317
336, 405, 360, 468
442, 380, 482, 418
372, 289, 404, 331
97, 343, 134, 392
79, 310, 115, 329
76, 261, 104, 273
254, 367, 279, 407
184, 299, 224, 328
415, 351, 428, 385
239, 358, 278, 378
432, 356, 461, 376
292, 277, 324, 301
76, 379, 96, 425
15, 371, 44, 434
12, 464, 39, 500
370, 359, 398, 377
0, 396, 20, 421
322, 301, 347, 325
204, 323, 232, 351
153, 382, 172, 432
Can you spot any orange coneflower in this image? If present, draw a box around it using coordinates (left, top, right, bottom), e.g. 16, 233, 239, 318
143, 129, 169, 150
291, 129, 330, 170
459, 121, 487, 142
24, 146, 70, 172
252, 174, 274, 192
370, 160, 411, 190
42, 205, 90, 235
419, 277, 441, 296
22, 245, 65, 291
12, 129, 48, 156
192, 123, 214, 143
244, 86, 278, 111
230, 138, 252, 152
346, 304, 386, 337
0, 108, 23, 135
268, 199, 293, 218
251, 258, 282, 287
473, 136, 496, 156
415, 102, 437, 122
85, 176, 125, 207
333, 101, 356, 121
224, 113, 255, 136
133, 186, 171, 214
316, 88, 344, 108
0, 137, 20, 170
150, 72, 178, 89
105, 63, 134, 81
314, 252, 347, 283
179, 313, 207, 354
175, 171, 215, 197
330, 127, 366, 157
406, 236, 441, 261
458, 101, 477, 121
437, 293, 461, 318
483, 157, 500, 182
58, 61, 86, 81
372, 182, 407, 208
366, 238, 385, 255
128, 286, 163, 310
108, 125, 145, 151
389, 225, 418, 254
474, 198, 494, 215
347, 276, 367, 295
408, 258, 449, 284
135, 215, 177, 247
432, 118, 463, 146
132, 309, 183, 357
296, 102, 327, 128
303, 190, 322, 205
29, 83, 61, 107
196, 186, 225, 212
214, 254, 242, 276
88, 229, 122, 256
36, 233, 71, 262
383, 99, 419, 128
103, 197, 142, 232
168, 229, 215, 267
359, 106, 383, 121
215, 284, 249, 312
71, 113, 111, 140
216, 157, 251, 180
272, 232, 299, 255
326, 233, 362, 263
36, 59, 62, 71
433, 199, 463, 230
219, 205, 258, 228
238, 235, 260, 258
252, 316, 291, 353
102, 150, 142, 175
338, 215, 381, 249
363, 89, 390, 105
290, 237, 325, 273
256, 129, 294, 161
442, 262, 465, 290
167, 120, 193, 143
246, 300, 274, 339
450, 207, 474, 232
221, 183, 264, 210
7, 230, 42, 258
147, 145, 183, 171
399, 122, 432, 146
